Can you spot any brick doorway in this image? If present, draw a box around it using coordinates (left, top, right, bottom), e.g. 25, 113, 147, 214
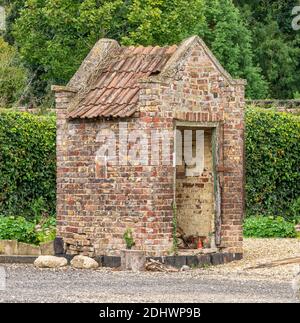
175, 123, 218, 251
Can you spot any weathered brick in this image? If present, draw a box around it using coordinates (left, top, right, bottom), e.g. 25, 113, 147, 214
53, 36, 245, 257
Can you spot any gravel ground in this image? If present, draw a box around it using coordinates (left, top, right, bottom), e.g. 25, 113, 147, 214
0, 265, 298, 303
206, 238, 300, 280
0, 239, 299, 303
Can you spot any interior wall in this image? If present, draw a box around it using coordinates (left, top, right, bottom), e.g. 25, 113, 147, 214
176, 128, 215, 241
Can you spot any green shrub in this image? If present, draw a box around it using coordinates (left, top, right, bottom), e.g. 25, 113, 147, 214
246, 107, 300, 218
0, 110, 56, 218
244, 216, 296, 238
0, 216, 37, 244
0, 215, 56, 245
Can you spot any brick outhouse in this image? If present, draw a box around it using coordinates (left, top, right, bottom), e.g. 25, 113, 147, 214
52, 36, 245, 258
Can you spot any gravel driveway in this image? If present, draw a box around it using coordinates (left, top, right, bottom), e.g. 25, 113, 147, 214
0, 264, 298, 303
0, 239, 299, 303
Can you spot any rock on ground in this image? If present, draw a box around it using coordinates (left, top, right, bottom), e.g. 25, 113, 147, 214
34, 256, 67, 268
70, 255, 99, 269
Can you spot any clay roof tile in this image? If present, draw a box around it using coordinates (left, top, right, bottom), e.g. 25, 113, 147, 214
68, 43, 177, 119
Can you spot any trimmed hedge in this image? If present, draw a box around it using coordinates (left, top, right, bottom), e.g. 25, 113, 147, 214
246, 107, 300, 219
0, 107, 299, 224
0, 110, 56, 218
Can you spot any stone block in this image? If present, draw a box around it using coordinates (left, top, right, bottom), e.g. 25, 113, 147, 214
121, 250, 146, 272
0, 240, 18, 255
40, 241, 55, 256
18, 243, 41, 256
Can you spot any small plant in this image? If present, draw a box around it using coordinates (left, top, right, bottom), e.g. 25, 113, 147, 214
123, 228, 135, 250
244, 216, 296, 238
0, 216, 37, 244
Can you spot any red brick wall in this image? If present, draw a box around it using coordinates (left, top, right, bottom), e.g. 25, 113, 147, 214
56, 85, 175, 256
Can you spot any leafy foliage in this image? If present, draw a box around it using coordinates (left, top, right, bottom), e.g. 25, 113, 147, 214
0, 110, 56, 218
121, 0, 206, 46
202, 0, 268, 99
0, 37, 27, 107
245, 107, 300, 218
235, 0, 300, 99
244, 216, 296, 238
12, 0, 124, 88
0, 215, 56, 244
35, 216, 56, 244
0, 216, 36, 243
8, 0, 267, 100
0, 0, 26, 44
294, 92, 300, 99
1, 0, 299, 101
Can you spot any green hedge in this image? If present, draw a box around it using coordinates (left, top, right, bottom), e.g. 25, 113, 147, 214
0, 110, 56, 218
246, 107, 300, 219
0, 107, 299, 223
